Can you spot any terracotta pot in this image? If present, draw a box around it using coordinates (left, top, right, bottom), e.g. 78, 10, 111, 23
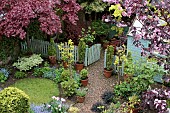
49, 56, 56, 64
63, 61, 68, 68
75, 62, 84, 72
128, 108, 140, 113
103, 68, 112, 78
123, 74, 132, 82
103, 42, 109, 49
77, 96, 85, 103
81, 78, 88, 86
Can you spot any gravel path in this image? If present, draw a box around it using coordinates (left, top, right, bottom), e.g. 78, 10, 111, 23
74, 51, 117, 113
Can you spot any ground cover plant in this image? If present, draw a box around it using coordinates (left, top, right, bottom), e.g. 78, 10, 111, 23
11, 78, 59, 104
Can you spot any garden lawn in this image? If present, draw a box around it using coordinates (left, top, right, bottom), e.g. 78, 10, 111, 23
11, 78, 59, 105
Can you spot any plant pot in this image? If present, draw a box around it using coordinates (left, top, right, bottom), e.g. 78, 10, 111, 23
103, 42, 109, 49
49, 56, 56, 64
124, 74, 132, 82
63, 61, 68, 68
77, 96, 85, 103
128, 108, 140, 113
81, 78, 88, 86
103, 68, 112, 78
75, 62, 84, 72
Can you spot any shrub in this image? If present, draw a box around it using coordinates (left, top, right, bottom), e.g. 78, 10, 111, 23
0, 68, 9, 83
14, 71, 27, 79
33, 67, 43, 77
0, 87, 30, 113
42, 67, 57, 79
80, 69, 88, 80
101, 91, 115, 105
48, 38, 57, 56
78, 38, 86, 63
76, 88, 88, 97
61, 78, 79, 97
91, 102, 106, 113
13, 54, 43, 71
61, 69, 71, 82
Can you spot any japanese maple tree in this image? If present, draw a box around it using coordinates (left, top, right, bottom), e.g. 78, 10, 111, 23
0, 0, 81, 39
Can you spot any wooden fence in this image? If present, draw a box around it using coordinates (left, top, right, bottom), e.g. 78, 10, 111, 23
21, 39, 101, 66
104, 49, 124, 76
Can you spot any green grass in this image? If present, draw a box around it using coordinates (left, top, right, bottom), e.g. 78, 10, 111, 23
11, 78, 59, 105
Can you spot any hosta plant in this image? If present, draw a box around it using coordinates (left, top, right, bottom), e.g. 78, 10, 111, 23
0, 68, 9, 83
13, 54, 43, 71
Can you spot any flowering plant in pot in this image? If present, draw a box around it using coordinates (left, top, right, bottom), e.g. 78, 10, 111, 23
58, 39, 74, 68
75, 88, 88, 103
75, 38, 86, 72
104, 45, 114, 78
48, 38, 57, 64
80, 69, 88, 86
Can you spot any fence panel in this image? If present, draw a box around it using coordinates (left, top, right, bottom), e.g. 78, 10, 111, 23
21, 39, 101, 66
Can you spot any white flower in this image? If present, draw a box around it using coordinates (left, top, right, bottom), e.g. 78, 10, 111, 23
47, 105, 51, 108
58, 104, 62, 108
56, 97, 60, 101
61, 98, 66, 102
52, 96, 56, 99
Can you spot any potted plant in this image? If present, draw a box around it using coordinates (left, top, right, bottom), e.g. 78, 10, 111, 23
48, 38, 57, 64
80, 69, 88, 86
58, 39, 74, 68
104, 45, 114, 78
127, 95, 141, 113
75, 38, 86, 72
124, 53, 134, 81
75, 88, 88, 103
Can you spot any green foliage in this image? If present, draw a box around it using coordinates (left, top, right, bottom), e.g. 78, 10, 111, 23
111, 26, 124, 36
61, 78, 79, 97
58, 39, 74, 64
80, 0, 108, 14
13, 54, 43, 71
27, 19, 46, 40
48, 38, 57, 56
78, 38, 86, 63
0, 36, 18, 61
14, 71, 27, 79
81, 27, 95, 45
0, 87, 30, 113
91, 20, 110, 36
76, 88, 88, 97
61, 69, 71, 82
33, 67, 43, 77
106, 46, 114, 70
0, 68, 9, 83
80, 69, 88, 80
124, 52, 134, 75
54, 68, 64, 83
127, 95, 140, 110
